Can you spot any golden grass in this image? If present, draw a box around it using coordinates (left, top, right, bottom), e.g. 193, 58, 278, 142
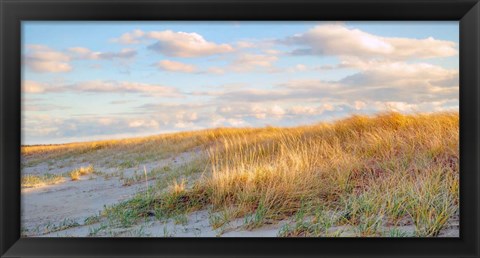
22, 127, 266, 168
148, 111, 459, 236
21, 173, 64, 188
69, 165, 95, 181
27, 111, 458, 236
21, 128, 264, 156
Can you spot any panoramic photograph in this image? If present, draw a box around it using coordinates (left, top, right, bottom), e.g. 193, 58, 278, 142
21, 21, 459, 237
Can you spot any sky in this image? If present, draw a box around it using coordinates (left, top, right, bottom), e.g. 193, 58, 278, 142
22, 21, 459, 145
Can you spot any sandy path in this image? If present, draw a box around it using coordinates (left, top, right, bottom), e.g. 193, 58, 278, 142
22, 175, 144, 236
21, 150, 200, 236
38, 209, 288, 237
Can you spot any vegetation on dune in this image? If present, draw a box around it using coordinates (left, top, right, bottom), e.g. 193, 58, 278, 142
69, 165, 95, 181
99, 112, 459, 237
21, 127, 266, 168
22, 112, 459, 236
22, 165, 96, 187
21, 173, 65, 188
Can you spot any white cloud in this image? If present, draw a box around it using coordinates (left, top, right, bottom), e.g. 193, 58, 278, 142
294, 64, 307, 71
271, 105, 286, 117
230, 54, 278, 72
339, 61, 459, 90
156, 60, 196, 73
68, 47, 137, 60
276, 61, 458, 103
174, 110, 199, 128
370, 100, 458, 113
145, 30, 234, 57
24, 45, 72, 73
286, 64, 308, 73
354, 101, 367, 110
375, 101, 419, 112
128, 119, 159, 128
249, 105, 267, 119
289, 105, 317, 115
22, 80, 66, 94
227, 118, 248, 127
97, 49, 137, 60
67, 47, 100, 59
112, 29, 146, 44
204, 53, 279, 74
236, 104, 287, 119
114, 29, 239, 57
23, 23, 459, 144
22, 114, 168, 144
23, 80, 46, 93
24, 45, 137, 73
204, 60, 458, 107
174, 121, 195, 129
72, 81, 182, 97
209, 115, 248, 127
22, 80, 183, 98
98, 118, 115, 126
289, 104, 335, 116
285, 24, 457, 60
280, 79, 340, 91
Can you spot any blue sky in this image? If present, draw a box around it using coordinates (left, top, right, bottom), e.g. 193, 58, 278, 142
22, 21, 459, 145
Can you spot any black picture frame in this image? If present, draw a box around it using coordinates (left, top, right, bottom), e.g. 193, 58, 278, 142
1, 0, 479, 257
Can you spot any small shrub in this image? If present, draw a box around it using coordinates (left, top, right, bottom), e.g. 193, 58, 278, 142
70, 170, 80, 181
21, 173, 64, 188
69, 165, 94, 181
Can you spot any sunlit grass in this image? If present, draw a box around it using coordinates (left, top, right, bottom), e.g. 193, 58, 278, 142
97, 112, 458, 236
24, 111, 459, 237
21, 127, 265, 168
69, 165, 95, 181
21, 173, 64, 188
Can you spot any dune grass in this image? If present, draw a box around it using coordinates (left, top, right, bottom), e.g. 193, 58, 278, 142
69, 165, 95, 181
21, 173, 65, 188
21, 127, 266, 168
97, 111, 458, 237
